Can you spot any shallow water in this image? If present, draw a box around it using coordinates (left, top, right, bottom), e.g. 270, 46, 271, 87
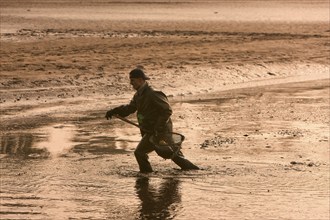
1, 80, 329, 219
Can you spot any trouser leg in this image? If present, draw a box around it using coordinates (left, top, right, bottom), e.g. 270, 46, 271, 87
171, 148, 199, 170
134, 134, 154, 173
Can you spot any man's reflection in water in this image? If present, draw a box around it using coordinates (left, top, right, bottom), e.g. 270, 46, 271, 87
135, 177, 181, 220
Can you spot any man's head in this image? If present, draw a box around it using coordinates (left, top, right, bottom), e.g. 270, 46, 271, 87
129, 68, 150, 90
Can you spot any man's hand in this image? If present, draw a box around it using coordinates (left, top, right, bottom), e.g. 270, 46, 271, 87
105, 106, 124, 120
105, 109, 116, 120
154, 130, 168, 145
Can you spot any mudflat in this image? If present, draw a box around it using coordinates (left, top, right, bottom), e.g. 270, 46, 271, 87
0, 1, 329, 219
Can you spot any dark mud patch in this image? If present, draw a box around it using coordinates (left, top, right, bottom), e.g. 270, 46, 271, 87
200, 135, 236, 149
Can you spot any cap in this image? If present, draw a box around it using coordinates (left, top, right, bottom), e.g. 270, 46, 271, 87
129, 68, 150, 80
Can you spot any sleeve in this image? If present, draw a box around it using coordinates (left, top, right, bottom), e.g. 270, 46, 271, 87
114, 96, 137, 117
152, 91, 172, 132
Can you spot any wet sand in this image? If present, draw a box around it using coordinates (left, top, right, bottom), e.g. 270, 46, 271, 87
1, 1, 329, 219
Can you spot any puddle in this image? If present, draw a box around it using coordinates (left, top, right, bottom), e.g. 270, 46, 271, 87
0, 79, 329, 219
0, 124, 78, 158
0, 122, 141, 158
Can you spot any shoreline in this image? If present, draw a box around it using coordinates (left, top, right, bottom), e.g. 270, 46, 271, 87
1, 71, 329, 132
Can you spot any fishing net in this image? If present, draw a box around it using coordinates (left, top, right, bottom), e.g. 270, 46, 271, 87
149, 132, 185, 159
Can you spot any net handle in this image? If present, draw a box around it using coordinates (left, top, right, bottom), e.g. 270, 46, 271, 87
113, 115, 185, 141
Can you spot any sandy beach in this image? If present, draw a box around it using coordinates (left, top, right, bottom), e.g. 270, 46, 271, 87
0, 1, 329, 219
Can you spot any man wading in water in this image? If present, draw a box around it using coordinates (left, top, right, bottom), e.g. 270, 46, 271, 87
105, 68, 199, 173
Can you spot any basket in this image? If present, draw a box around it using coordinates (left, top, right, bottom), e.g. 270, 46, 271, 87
149, 132, 185, 159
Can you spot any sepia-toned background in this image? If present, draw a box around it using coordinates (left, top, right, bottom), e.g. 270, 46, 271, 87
1, 1, 329, 219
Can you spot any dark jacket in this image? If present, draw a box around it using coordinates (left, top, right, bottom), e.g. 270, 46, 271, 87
115, 83, 173, 135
